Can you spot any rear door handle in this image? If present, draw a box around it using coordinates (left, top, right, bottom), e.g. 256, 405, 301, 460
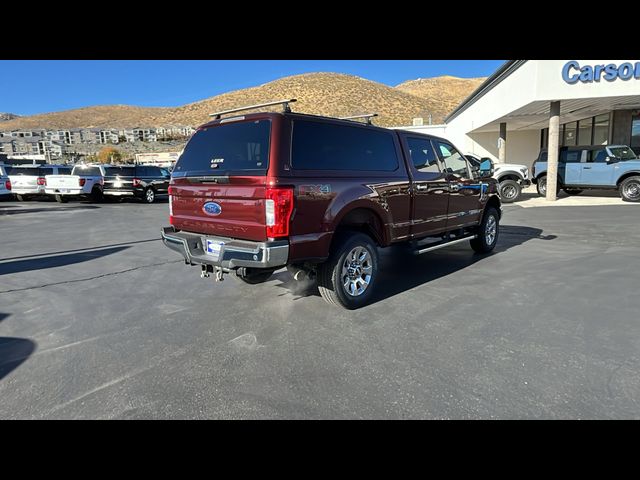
449, 184, 460, 192
583, 167, 592, 169
415, 184, 428, 191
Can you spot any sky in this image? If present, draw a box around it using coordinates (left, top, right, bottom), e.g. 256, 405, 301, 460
0, 60, 504, 116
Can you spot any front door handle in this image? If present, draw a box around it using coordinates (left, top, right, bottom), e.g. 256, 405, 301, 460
583, 167, 592, 169
449, 183, 460, 192
415, 184, 428, 191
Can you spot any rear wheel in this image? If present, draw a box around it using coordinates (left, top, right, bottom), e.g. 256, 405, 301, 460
317, 232, 378, 309
470, 207, 499, 253
620, 176, 640, 202
90, 187, 103, 202
563, 188, 583, 196
498, 179, 521, 203
143, 187, 155, 204
54, 194, 68, 203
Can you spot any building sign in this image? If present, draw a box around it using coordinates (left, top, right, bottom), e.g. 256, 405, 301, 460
562, 61, 640, 84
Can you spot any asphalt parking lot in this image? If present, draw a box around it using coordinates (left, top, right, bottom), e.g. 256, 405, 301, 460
1, 196, 640, 419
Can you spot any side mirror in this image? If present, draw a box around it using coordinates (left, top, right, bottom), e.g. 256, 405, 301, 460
479, 157, 494, 178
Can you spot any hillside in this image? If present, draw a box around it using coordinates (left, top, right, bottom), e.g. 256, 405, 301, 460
0, 73, 487, 131
395, 75, 485, 116
0, 113, 19, 122
0, 105, 170, 130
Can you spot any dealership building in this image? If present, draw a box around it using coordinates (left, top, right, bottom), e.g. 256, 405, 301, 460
401, 60, 640, 170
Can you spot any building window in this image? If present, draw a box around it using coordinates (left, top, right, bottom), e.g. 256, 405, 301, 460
593, 114, 610, 145
563, 122, 577, 146
577, 118, 594, 145
632, 112, 640, 152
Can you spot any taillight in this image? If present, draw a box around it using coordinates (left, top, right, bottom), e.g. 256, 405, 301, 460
5, 180, 11, 191
265, 187, 294, 238
79, 178, 86, 187
168, 186, 174, 222
37, 177, 46, 186
132, 178, 142, 187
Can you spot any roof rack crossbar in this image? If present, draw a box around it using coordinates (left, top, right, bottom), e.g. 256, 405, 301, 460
339, 113, 379, 125
209, 99, 297, 119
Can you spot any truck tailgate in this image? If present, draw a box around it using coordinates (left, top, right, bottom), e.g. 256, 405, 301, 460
170, 177, 268, 242
46, 175, 79, 188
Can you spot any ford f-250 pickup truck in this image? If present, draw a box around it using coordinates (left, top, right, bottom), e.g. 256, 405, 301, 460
162, 100, 502, 309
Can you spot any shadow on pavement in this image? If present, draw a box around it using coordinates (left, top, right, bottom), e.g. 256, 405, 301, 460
272, 225, 555, 304
0, 336, 37, 381
0, 246, 130, 276
0, 313, 9, 323
0, 205, 100, 216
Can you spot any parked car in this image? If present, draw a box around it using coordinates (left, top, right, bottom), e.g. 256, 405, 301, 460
465, 154, 531, 203
0, 165, 12, 198
161, 101, 502, 309
531, 145, 640, 201
6, 164, 72, 201
103, 165, 170, 203
45, 164, 106, 203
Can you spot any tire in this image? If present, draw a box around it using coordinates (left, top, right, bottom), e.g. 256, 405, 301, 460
620, 176, 640, 202
498, 179, 521, 203
90, 187, 103, 202
563, 188, 583, 196
317, 232, 378, 310
143, 187, 155, 204
470, 207, 499, 254
54, 194, 68, 203
234, 268, 275, 284
536, 175, 560, 197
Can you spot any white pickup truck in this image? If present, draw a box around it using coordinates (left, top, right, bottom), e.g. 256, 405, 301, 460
45, 164, 106, 203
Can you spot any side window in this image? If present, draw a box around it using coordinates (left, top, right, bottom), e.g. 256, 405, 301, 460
564, 150, 581, 163
137, 166, 149, 176
160, 168, 170, 177
540, 152, 548, 163
435, 141, 470, 177
58, 167, 72, 175
592, 149, 608, 163
407, 137, 440, 173
291, 120, 399, 171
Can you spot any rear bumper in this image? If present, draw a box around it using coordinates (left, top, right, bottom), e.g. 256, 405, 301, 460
104, 189, 135, 196
45, 188, 85, 195
12, 186, 44, 195
161, 226, 289, 270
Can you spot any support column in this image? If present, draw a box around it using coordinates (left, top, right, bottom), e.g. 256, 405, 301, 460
546, 101, 561, 201
498, 122, 507, 163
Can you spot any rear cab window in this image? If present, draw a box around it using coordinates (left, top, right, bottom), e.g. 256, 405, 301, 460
105, 166, 135, 177
72, 166, 103, 176
172, 119, 271, 177
291, 120, 399, 172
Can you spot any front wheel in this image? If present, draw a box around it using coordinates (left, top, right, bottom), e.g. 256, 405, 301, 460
317, 232, 378, 309
620, 176, 640, 202
470, 207, 499, 253
499, 179, 521, 203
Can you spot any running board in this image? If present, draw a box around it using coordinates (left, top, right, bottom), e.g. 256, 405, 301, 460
414, 235, 477, 255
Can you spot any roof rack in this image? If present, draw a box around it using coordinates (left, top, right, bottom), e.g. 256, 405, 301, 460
339, 113, 378, 125
209, 99, 297, 119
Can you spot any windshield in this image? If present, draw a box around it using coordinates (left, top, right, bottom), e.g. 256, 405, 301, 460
608, 146, 637, 160
172, 119, 271, 177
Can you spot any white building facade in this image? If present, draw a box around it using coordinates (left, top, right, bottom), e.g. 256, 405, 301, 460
399, 60, 640, 170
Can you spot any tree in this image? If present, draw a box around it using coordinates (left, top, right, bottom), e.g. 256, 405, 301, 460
97, 146, 122, 164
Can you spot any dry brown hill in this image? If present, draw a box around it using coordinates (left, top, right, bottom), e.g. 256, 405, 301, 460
0, 72, 487, 131
395, 75, 485, 116
159, 72, 460, 127
0, 105, 170, 130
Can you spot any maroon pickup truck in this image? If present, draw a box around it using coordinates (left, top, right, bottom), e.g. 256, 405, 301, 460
162, 100, 501, 309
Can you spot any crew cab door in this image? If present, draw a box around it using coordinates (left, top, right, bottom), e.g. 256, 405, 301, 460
433, 140, 483, 230
400, 135, 449, 237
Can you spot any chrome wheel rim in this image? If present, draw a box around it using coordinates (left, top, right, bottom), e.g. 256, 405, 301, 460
539, 178, 546, 195
341, 246, 373, 297
624, 182, 640, 199
146, 189, 154, 202
485, 215, 497, 245
501, 184, 517, 199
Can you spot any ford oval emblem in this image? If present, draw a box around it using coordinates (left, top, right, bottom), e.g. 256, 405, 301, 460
203, 202, 222, 216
